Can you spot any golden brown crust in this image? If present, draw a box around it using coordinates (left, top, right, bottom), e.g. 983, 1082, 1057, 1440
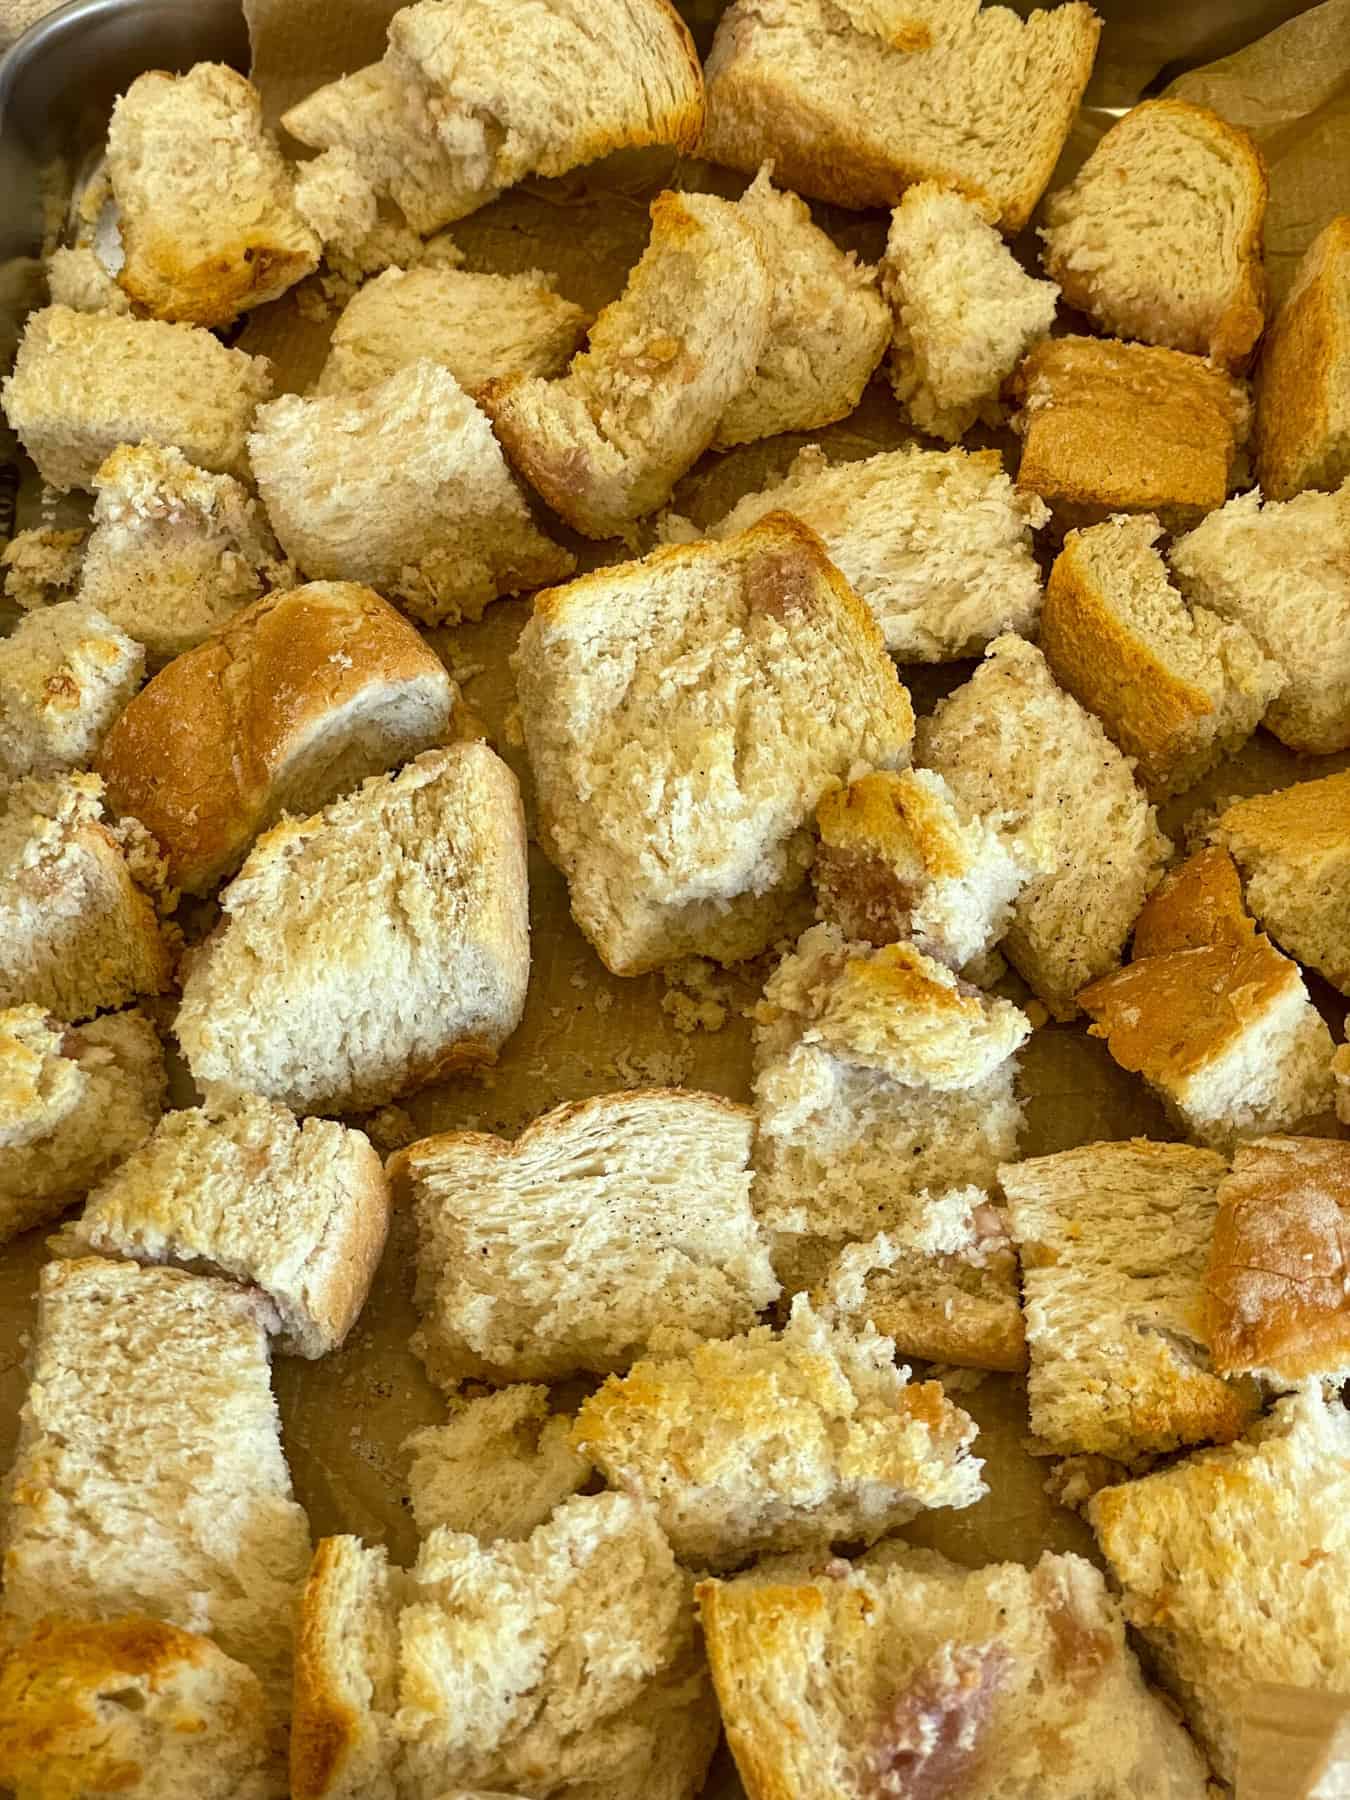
817, 770, 965, 881
1255, 215, 1350, 499
289, 1540, 361, 1800
1039, 532, 1214, 788
95, 582, 452, 896
310, 1138, 392, 1353
849, 1288, 1029, 1374
119, 239, 318, 331
1131, 848, 1255, 960
1013, 337, 1247, 527
1216, 770, 1350, 863
1207, 1136, 1350, 1381
1079, 934, 1300, 1085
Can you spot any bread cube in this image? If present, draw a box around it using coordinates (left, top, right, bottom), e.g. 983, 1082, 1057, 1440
249, 360, 572, 626
44, 244, 131, 314
1255, 214, 1350, 498
108, 63, 319, 326
1089, 1389, 1350, 1783
514, 515, 913, 973
65, 1094, 390, 1358
1169, 481, 1350, 753
1, 525, 85, 610
0, 1006, 165, 1247
1012, 335, 1249, 531
1130, 845, 1253, 959
0, 601, 144, 781
405, 1386, 589, 1541
176, 745, 529, 1116
697, 444, 1049, 661
291, 145, 431, 288
1, 305, 271, 491
396, 1088, 777, 1387
1039, 513, 1280, 793
1041, 99, 1268, 369
1002, 1140, 1258, 1461
882, 182, 1058, 441
572, 1296, 984, 1569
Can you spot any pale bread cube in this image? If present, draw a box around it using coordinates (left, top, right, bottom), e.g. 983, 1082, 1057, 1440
0, 601, 144, 781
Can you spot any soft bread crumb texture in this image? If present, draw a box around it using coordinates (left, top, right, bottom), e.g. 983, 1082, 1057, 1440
405, 1386, 590, 1540
0, 601, 145, 782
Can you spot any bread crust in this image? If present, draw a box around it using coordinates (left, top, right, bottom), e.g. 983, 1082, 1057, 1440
1131, 847, 1254, 960
95, 582, 454, 896
290, 1539, 370, 1800
1255, 215, 1350, 499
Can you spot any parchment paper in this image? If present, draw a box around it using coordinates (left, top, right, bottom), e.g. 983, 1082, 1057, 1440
3, 3, 1350, 1795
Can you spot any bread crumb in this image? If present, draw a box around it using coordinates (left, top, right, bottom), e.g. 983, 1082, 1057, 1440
612, 1045, 694, 1086
365, 1104, 418, 1154
660, 958, 734, 1034
927, 1364, 989, 1395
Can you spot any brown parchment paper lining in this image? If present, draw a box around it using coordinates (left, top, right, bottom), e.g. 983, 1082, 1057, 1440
2, 3, 1350, 1794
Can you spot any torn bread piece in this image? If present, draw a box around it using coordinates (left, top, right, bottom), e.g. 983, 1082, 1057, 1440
2, 1258, 312, 1716
699, 1543, 1212, 1800
1078, 932, 1335, 1151
751, 919, 1025, 1306
484, 190, 772, 538
700, 0, 1100, 232
1131, 846, 1255, 960
1001, 1140, 1258, 1461
813, 1186, 1026, 1374
712, 165, 890, 449
513, 516, 913, 974
881, 181, 1058, 442
63, 1094, 390, 1359
317, 266, 588, 399
291, 146, 433, 291
1169, 481, 1350, 754
1089, 1388, 1350, 1785
45, 243, 131, 314
290, 1495, 717, 1800
813, 768, 1029, 971
2, 525, 86, 610
572, 1296, 983, 1570
1212, 773, 1350, 994
95, 581, 457, 895
0, 601, 144, 781
917, 633, 1170, 1019
764, 923, 1031, 1092
405, 1386, 589, 1541
74, 443, 296, 670
177, 746, 528, 1116
1041, 99, 1268, 369
1206, 1135, 1350, 1387
1038, 513, 1281, 794
0, 773, 174, 1021
1254, 213, 1350, 499
108, 63, 319, 326
0, 1007, 165, 1248
395, 1088, 777, 1388
694, 444, 1048, 661
1, 305, 271, 492
250, 360, 572, 626
1012, 334, 1249, 532
0, 1617, 277, 1800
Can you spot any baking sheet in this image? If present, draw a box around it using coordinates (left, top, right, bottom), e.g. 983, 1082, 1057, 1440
1, 1, 1350, 1793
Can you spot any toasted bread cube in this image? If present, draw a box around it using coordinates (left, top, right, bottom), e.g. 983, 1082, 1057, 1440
698, 444, 1049, 661
1089, 1390, 1350, 1784
405, 1386, 590, 1541
882, 182, 1058, 441
699, 1545, 1212, 1800
1, 306, 271, 492
0, 1007, 165, 1247
176, 746, 529, 1116
76, 443, 295, 670
396, 1089, 777, 1388
0, 773, 174, 1022
64, 1095, 390, 1358
1255, 214, 1350, 499
317, 266, 588, 400
573, 1297, 983, 1569
1207, 1136, 1350, 1386
249, 360, 573, 628
513, 517, 914, 974
1131, 846, 1254, 959
1012, 335, 1249, 532
484, 191, 773, 539
0, 602, 144, 781
814, 768, 1029, 970
1, 526, 85, 610
701, 0, 1100, 232
917, 634, 1170, 1019
1212, 772, 1350, 994
1039, 514, 1280, 794
1079, 934, 1335, 1151
1002, 1140, 1259, 1461
712, 166, 890, 449
1041, 99, 1268, 369
108, 64, 319, 326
